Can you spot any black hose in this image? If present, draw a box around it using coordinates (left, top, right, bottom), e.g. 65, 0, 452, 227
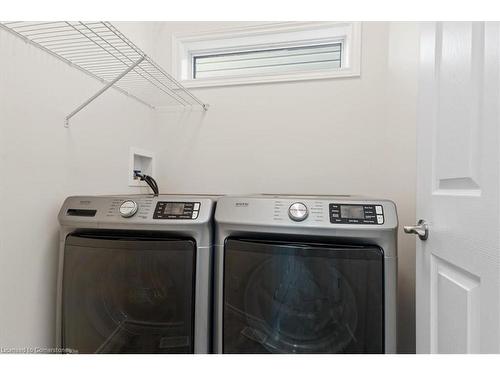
134, 171, 159, 195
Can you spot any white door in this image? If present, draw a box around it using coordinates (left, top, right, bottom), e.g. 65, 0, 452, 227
410, 22, 500, 353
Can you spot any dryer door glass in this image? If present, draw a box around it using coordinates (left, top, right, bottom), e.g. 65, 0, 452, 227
62, 231, 196, 354
223, 238, 384, 353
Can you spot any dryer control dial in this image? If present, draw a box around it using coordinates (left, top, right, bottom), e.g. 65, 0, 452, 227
119, 200, 138, 218
288, 202, 308, 222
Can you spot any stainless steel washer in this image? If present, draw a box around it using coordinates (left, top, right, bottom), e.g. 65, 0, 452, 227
56, 194, 216, 354
214, 195, 398, 354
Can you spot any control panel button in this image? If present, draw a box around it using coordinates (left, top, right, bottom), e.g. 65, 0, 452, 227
119, 200, 138, 218
376, 205, 383, 214
193, 203, 200, 211
377, 215, 384, 224
192, 211, 199, 219
288, 202, 308, 222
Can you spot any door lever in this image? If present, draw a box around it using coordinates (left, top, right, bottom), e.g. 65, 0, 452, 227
404, 219, 429, 240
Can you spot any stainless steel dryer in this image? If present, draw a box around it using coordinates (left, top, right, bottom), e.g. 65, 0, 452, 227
56, 195, 216, 354
214, 195, 398, 354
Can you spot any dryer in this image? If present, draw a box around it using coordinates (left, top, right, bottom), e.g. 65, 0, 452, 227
56, 195, 216, 354
214, 195, 398, 354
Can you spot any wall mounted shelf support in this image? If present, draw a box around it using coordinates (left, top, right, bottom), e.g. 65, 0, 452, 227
0, 21, 208, 127
64, 56, 145, 127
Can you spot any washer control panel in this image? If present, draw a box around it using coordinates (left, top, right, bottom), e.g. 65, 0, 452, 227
330, 203, 384, 224
153, 201, 200, 220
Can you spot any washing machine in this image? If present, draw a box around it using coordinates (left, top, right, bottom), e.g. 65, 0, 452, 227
56, 194, 216, 354
214, 195, 398, 354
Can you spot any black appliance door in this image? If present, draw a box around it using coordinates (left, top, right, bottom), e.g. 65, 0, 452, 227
223, 238, 384, 354
62, 231, 196, 354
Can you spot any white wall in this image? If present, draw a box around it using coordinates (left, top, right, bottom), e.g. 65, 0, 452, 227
0, 23, 162, 349
154, 22, 419, 353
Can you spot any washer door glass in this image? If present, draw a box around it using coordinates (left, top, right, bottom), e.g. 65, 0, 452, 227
223, 238, 384, 353
62, 231, 196, 354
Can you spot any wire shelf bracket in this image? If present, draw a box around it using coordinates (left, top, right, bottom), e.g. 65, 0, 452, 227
0, 21, 209, 127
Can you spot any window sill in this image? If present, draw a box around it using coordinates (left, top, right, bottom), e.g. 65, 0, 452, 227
179, 68, 361, 89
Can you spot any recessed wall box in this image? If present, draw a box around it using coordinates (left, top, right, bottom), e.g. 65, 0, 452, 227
129, 147, 156, 187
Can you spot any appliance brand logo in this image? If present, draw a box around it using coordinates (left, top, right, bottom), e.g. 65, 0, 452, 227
79, 200, 91, 205
235, 202, 249, 207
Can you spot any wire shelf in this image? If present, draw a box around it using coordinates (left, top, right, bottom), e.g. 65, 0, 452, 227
0, 21, 208, 126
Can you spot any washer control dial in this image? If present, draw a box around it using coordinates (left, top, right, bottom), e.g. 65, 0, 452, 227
119, 200, 138, 218
288, 202, 308, 222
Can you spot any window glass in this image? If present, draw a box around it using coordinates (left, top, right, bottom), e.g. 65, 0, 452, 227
193, 43, 342, 79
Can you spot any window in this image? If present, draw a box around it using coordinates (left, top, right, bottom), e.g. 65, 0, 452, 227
193, 42, 342, 79
172, 22, 361, 87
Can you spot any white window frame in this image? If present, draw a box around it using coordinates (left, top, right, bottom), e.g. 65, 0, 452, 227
172, 22, 362, 88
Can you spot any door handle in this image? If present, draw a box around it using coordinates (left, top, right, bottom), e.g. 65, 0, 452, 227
404, 219, 429, 240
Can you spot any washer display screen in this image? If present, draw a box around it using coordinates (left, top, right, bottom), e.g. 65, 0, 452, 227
164, 203, 185, 215
153, 202, 199, 220
340, 205, 365, 219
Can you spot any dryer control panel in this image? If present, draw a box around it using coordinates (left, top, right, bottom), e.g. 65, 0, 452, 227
330, 203, 384, 224
153, 201, 200, 220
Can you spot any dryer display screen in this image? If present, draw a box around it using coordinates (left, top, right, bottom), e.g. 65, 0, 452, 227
330, 204, 384, 224
340, 205, 365, 219
165, 203, 186, 215
153, 202, 200, 220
